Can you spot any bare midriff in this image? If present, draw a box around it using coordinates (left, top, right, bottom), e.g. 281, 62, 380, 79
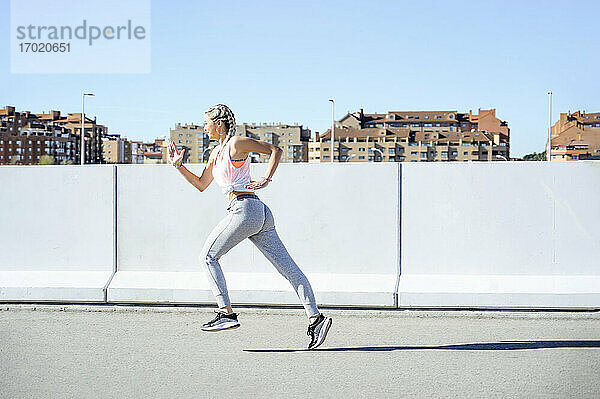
228, 190, 254, 202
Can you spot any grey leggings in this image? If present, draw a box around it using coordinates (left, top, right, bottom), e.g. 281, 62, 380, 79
199, 194, 320, 318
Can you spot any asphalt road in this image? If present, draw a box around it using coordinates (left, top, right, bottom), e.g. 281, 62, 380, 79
1, 305, 599, 398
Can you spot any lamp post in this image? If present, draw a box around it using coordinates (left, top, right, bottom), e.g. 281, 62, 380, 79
81, 92, 95, 165
495, 155, 508, 161
547, 91, 552, 162
345, 153, 356, 162
329, 99, 334, 162
371, 147, 384, 162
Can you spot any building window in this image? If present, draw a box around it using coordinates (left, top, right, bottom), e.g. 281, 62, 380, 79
420, 152, 427, 158
442, 151, 448, 157
411, 151, 417, 155
323, 156, 330, 160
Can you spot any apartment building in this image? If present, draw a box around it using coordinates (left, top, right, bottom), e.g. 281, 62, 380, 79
169, 122, 310, 164
128, 139, 167, 164
0, 106, 106, 165
550, 111, 600, 161
309, 109, 510, 162
130, 141, 144, 164
102, 133, 132, 163
170, 124, 210, 163
237, 123, 310, 163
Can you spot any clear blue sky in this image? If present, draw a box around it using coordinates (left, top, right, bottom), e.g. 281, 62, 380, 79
2, 0, 598, 156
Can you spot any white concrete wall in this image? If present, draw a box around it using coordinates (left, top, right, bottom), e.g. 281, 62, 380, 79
2, 161, 599, 309
399, 161, 600, 308
108, 163, 400, 306
0, 166, 115, 301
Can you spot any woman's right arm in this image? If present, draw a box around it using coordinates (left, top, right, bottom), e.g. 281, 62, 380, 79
176, 150, 215, 192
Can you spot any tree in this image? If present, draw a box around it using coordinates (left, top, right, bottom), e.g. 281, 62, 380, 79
9, 155, 19, 165
39, 155, 56, 165
522, 151, 546, 161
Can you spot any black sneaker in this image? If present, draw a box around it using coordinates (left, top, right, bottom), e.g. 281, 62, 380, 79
201, 311, 240, 332
307, 314, 332, 350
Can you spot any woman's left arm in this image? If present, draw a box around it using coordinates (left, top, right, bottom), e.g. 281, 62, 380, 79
233, 136, 283, 190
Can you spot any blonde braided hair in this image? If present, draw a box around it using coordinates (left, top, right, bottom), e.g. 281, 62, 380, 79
205, 104, 236, 144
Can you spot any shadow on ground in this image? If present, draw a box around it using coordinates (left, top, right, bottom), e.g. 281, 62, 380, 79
244, 340, 600, 353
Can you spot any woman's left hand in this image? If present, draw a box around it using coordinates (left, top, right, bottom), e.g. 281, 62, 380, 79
245, 177, 270, 190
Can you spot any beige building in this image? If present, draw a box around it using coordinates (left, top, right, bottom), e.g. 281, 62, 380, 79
237, 123, 310, 163
170, 124, 210, 163
169, 122, 310, 164
102, 134, 132, 164
550, 111, 600, 161
309, 109, 510, 162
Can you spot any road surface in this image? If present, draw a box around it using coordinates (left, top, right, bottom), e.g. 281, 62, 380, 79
1, 304, 599, 398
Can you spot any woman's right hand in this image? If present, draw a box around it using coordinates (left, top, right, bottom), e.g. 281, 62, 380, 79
168, 141, 185, 168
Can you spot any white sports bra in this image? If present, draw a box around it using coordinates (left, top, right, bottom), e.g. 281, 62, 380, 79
211, 139, 255, 195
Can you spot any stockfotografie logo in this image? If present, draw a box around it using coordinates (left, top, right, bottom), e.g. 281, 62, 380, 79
16, 20, 147, 49
10, 0, 151, 74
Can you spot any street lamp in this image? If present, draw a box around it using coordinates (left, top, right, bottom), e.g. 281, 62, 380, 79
495, 155, 508, 161
547, 91, 552, 162
81, 92, 95, 165
329, 99, 334, 162
371, 147, 384, 162
345, 153, 356, 162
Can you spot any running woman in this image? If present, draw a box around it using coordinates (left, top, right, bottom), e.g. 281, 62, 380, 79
167, 104, 332, 350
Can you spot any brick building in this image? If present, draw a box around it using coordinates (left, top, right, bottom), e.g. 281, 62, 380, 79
550, 111, 600, 161
0, 106, 106, 165
309, 109, 510, 162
